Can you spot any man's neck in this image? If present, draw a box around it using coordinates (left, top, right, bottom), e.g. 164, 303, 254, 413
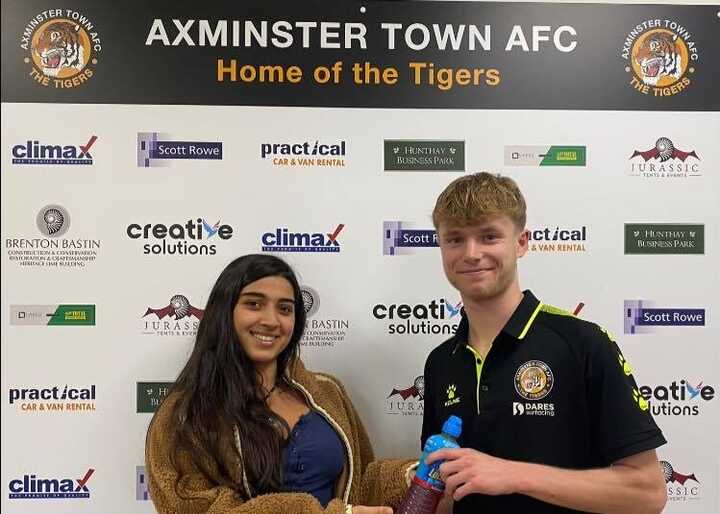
463, 286, 524, 358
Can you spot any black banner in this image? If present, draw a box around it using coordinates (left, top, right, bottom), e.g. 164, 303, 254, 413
2, 0, 718, 110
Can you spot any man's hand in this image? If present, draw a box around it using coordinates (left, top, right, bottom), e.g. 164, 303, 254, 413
426, 448, 519, 500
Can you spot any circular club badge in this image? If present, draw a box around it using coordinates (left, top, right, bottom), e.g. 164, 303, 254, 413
514, 360, 554, 401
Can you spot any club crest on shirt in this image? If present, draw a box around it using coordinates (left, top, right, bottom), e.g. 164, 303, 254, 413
514, 360, 554, 400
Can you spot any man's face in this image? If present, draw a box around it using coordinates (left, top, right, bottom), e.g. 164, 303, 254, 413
437, 215, 528, 302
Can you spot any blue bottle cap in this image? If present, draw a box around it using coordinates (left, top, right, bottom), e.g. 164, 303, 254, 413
442, 415, 462, 438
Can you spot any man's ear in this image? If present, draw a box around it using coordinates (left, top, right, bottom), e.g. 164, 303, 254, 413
517, 228, 530, 257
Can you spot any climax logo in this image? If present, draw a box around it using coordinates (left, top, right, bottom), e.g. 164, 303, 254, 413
261, 224, 345, 253
12, 136, 97, 165
9, 468, 94, 499
20, 10, 101, 89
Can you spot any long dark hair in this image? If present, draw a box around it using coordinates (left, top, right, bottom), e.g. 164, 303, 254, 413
168, 254, 306, 497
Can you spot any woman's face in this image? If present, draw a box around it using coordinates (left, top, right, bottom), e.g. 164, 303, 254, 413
233, 275, 296, 367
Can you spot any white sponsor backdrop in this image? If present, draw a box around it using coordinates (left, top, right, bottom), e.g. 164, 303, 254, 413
1, 99, 718, 513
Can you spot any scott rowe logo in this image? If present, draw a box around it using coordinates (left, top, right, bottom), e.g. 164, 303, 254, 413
624, 224, 704, 255
621, 19, 699, 96
386, 376, 424, 416
261, 140, 346, 167
372, 298, 462, 335
384, 140, 465, 171
142, 295, 204, 337
10, 304, 95, 326
11, 135, 97, 165
5, 205, 101, 268
527, 226, 588, 252
261, 224, 344, 253
8, 384, 96, 412
9, 469, 94, 499
383, 221, 438, 255
126, 218, 233, 256
629, 137, 700, 178
20, 10, 101, 88
299, 286, 349, 348
504, 146, 586, 166
639, 380, 715, 416
137, 132, 223, 167
624, 300, 705, 334
136, 466, 149, 500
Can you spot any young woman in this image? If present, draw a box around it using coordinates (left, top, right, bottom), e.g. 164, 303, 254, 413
145, 254, 413, 514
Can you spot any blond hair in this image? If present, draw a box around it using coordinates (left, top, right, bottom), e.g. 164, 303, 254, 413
432, 172, 526, 230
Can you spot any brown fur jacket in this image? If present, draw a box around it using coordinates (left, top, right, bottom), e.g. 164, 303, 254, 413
146, 360, 415, 514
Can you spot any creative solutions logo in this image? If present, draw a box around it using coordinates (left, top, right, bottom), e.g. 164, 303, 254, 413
5, 205, 101, 268
261, 140, 346, 167
137, 132, 223, 167
9, 469, 95, 499
383, 221, 438, 255
661, 460, 701, 502
383, 140, 465, 172
639, 380, 715, 416
10, 304, 95, 326
372, 298, 462, 335
8, 385, 96, 412
527, 226, 588, 253
624, 300, 705, 334
126, 218, 233, 256
299, 286, 349, 348
20, 10, 101, 89
624, 223, 704, 255
629, 137, 700, 178
142, 294, 204, 337
504, 146, 586, 166
386, 375, 424, 416
11, 135, 97, 165
261, 224, 344, 253
621, 19, 699, 96
137, 382, 173, 413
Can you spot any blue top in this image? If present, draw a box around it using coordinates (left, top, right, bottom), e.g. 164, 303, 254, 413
282, 410, 345, 507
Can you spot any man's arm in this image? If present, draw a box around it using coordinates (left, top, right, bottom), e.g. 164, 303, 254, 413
428, 448, 667, 514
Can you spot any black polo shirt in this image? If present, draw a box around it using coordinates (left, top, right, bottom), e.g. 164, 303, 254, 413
422, 290, 666, 514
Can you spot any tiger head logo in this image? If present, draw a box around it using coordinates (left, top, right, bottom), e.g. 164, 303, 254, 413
31, 21, 89, 78
631, 30, 687, 87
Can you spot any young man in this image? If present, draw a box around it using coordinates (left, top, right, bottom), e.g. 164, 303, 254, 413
422, 173, 667, 514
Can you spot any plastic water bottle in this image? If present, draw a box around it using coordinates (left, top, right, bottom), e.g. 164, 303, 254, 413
397, 416, 463, 514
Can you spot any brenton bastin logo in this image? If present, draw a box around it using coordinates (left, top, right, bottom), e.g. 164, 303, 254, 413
12, 136, 97, 165
126, 218, 234, 255
639, 380, 715, 416
20, 10, 101, 88
261, 224, 344, 253
504, 146, 586, 166
9, 469, 95, 499
137, 382, 173, 413
384, 140, 465, 172
514, 360, 554, 400
137, 132, 223, 167
384, 221, 438, 255
527, 226, 587, 252
142, 295, 204, 337
624, 224, 704, 255
660, 461, 701, 502
624, 300, 705, 334
136, 466, 149, 500
5, 205, 100, 268
9, 384, 96, 412
622, 19, 699, 96
373, 298, 462, 335
10, 304, 95, 326
299, 286, 348, 347
629, 137, 700, 178
261, 140, 346, 167
387, 376, 424, 416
